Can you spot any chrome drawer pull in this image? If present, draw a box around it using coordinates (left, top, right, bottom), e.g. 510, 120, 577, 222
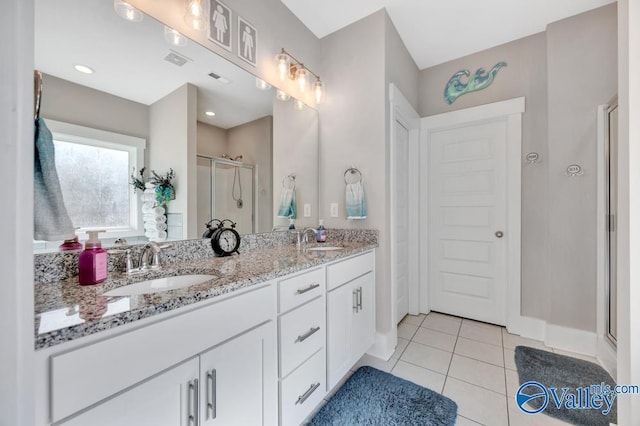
187, 378, 199, 426
295, 326, 321, 343
295, 382, 321, 405
207, 369, 217, 419
353, 289, 358, 313
296, 283, 320, 294
357, 287, 363, 310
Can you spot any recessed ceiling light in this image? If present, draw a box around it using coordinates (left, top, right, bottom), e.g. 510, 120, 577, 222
74, 64, 95, 74
205, 111, 216, 116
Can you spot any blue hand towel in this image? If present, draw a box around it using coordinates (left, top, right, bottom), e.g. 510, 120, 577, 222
346, 181, 367, 219
34, 117, 75, 241
277, 187, 297, 219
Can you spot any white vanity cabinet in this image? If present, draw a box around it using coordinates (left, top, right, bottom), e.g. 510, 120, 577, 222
277, 267, 327, 426
326, 251, 375, 389
38, 283, 277, 426
59, 357, 199, 426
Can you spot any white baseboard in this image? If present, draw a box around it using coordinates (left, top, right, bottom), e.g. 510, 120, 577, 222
367, 331, 397, 361
597, 336, 618, 377
508, 315, 617, 369
545, 323, 598, 356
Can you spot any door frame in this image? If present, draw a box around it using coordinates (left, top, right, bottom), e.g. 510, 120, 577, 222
419, 97, 524, 329
389, 84, 420, 325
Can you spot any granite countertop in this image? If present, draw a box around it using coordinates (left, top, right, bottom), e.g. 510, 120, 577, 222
35, 241, 376, 350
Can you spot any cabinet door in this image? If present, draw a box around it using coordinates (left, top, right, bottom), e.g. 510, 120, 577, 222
199, 322, 277, 426
351, 272, 375, 363
60, 358, 199, 426
326, 282, 355, 389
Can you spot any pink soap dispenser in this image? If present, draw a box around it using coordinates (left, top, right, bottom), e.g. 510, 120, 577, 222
78, 230, 108, 285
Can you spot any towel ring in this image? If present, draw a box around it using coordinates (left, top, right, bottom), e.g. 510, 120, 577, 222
344, 167, 362, 184
282, 174, 296, 190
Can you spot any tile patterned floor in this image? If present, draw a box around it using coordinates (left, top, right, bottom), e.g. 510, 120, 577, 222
352, 312, 601, 425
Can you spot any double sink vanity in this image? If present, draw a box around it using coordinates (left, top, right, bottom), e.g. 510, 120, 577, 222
33, 230, 378, 425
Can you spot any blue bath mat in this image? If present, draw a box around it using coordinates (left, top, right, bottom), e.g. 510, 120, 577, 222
308, 366, 457, 425
514, 346, 617, 426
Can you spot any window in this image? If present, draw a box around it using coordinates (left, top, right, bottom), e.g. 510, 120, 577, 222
46, 120, 146, 239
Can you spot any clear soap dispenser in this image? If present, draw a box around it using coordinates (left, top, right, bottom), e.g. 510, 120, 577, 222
78, 230, 108, 285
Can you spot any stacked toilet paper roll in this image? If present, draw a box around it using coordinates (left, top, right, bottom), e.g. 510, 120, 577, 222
142, 187, 167, 241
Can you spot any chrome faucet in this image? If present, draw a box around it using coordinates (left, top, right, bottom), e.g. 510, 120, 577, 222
302, 228, 317, 245
119, 242, 172, 275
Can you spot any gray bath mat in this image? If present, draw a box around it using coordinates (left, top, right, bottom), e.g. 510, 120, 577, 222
308, 366, 457, 425
514, 346, 616, 425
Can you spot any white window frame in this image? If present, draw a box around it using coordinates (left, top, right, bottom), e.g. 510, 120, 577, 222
46, 120, 146, 241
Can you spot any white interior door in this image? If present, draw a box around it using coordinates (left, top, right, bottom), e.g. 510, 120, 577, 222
429, 120, 508, 325
395, 119, 410, 323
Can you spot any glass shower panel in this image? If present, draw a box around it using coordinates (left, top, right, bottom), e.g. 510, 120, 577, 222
197, 157, 213, 236
607, 104, 618, 344
212, 161, 254, 235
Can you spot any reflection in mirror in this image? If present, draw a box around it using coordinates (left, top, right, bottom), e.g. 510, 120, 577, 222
34, 0, 318, 251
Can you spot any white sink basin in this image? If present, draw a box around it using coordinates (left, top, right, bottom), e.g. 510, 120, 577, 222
305, 246, 344, 252
103, 274, 216, 297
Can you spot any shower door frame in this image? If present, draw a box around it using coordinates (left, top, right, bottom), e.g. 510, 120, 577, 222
198, 155, 258, 235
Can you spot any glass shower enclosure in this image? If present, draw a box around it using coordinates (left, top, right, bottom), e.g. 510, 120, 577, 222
197, 156, 256, 236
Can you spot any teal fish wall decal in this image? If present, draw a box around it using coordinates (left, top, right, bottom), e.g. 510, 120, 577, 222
444, 62, 507, 104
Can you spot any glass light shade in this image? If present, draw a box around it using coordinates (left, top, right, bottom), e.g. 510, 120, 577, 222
276, 90, 291, 101
293, 99, 305, 111
276, 53, 290, 81
164, 26, 187, 47
114, 0, 143, 22
184, 0, 205, 31
255, 78, 272, 91
295, 67, 308, 92
313, 79, 325, 104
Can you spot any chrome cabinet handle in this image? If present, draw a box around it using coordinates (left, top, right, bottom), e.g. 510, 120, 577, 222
353, 289, 359, 313
295, 326, 321, 343
296, 283, 320, 294
357, 287, 363, 310
187, 378, 199, 426
295, 382, 320, 405
207, 369, 217, 420
495, 230, 504, 238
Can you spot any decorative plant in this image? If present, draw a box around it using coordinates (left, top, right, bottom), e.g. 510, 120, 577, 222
150, 168, 175, 206
129, 167, 147, 193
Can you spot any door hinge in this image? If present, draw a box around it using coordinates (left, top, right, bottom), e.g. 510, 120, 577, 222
607, 214, 616, 233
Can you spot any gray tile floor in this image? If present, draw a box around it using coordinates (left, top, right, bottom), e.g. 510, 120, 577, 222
350, 312, 601, 425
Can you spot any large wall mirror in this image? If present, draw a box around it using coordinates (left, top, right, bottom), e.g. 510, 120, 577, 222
34, 0, 318, 250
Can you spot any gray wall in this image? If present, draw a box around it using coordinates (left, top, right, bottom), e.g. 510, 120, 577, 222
319, 9, 419, 345
149, 83, 198, 239
546, 5, 617, 331
418, 4, 616, 331
197, 121, 227, 158
41, 74, 149, 140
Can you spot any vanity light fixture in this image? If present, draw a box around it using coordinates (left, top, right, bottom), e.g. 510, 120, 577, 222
275, 48, 325, 104
184, 0, 205, 31
275, 89, 291, 101
164, 26, 187, 47
205, 111, 216, 116
74, 64, 95, 74
255, 78, 272, 91
113, 0, 143, 22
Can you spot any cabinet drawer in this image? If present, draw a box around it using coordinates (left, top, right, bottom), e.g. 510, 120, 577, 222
327, 251, 374, 291
280, 349, 326, 426
278, 267, 325, 313
279, 297, 325, 377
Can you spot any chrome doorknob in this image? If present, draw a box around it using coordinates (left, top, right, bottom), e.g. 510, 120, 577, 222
495, 231, 504, 238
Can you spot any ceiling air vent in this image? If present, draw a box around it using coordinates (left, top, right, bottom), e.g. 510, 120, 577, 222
208, 71, 231, 85
164, 50, 192, 67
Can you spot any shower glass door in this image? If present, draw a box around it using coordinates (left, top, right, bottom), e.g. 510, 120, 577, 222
606, 102, 618, 345
197, 156, 255, 236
